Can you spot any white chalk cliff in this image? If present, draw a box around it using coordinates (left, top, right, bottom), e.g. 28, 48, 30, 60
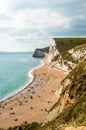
48, 38, 86, 73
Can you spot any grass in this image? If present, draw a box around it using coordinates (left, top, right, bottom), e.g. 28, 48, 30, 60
7, 122, 42, 130
36, 46, 50, 53
42, 59, 86, 129
57, 94, 86, 126
7, 122, 62, 130
54, 38, 86, 53
50, 59, 86, 126
52, 43, 86, 72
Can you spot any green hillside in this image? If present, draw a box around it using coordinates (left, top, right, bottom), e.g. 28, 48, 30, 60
57, 59, 86, 125
54, 38, 86, 53
43, 59, 86, 130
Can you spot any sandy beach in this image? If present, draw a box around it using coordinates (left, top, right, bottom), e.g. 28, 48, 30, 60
0, 62, 65, 129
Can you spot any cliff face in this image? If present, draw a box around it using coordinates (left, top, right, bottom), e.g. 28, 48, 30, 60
48, 39, 60, 62
33, 49, 45, 58
43, 38, 86, 129
33, 47, 49, 58
48, 38, 86, 73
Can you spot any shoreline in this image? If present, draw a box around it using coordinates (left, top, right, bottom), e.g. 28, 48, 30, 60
0, 61, 66, 129
0, 60, 44, 103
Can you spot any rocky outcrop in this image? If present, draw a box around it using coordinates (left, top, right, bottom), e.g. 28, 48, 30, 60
48, 38, 86, 73
33, 49, 45, 58
48, 39, 60, 62
33, 47, 49, 58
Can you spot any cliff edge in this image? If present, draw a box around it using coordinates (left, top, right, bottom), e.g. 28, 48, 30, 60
48, 38, 86, 73
33, 47, 49, 58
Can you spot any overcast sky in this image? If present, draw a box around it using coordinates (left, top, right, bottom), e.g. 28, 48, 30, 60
0, 0, 86, 52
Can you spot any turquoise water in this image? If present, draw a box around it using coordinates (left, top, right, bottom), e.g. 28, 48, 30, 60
0, 52, 42, 101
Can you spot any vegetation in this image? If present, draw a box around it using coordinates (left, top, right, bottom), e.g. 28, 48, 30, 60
52, 43, 86, 72
7, 122, 62, 130
7, 59, 86, 130
7, 122, 41, 130
54, 38, 86, 53
57, 59, 86, 125
60, 44, 86, 66
37, 46, 50, 53
44, 59, 86, 129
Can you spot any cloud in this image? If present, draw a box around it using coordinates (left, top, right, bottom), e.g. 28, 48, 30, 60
0, 0, 86, 51
0, 8, 70, 30
0, 34, 23, 52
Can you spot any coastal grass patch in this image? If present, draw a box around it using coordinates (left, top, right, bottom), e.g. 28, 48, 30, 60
42, 121, 63, 130
7, 122, 42, 130
7, 122, 62, 130
52, 59, 86, 124
54, 38, 86, 53
56, 94, 86, 126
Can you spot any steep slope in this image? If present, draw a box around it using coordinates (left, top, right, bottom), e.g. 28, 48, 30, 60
48, 38, 86, 73
43, 59, 86, 130
49, 38, 86, 61
57, 59, 86, 125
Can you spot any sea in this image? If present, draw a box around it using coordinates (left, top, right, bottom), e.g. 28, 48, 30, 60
0, 52, 42, 102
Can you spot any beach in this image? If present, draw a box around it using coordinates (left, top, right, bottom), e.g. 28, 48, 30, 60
0, 62, 65, 129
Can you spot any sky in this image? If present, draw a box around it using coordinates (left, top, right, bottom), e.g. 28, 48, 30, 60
0, 0, 86, 52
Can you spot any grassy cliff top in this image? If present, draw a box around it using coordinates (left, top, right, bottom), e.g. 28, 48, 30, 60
53, 38, 86, 52
36, 46, 49, 53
